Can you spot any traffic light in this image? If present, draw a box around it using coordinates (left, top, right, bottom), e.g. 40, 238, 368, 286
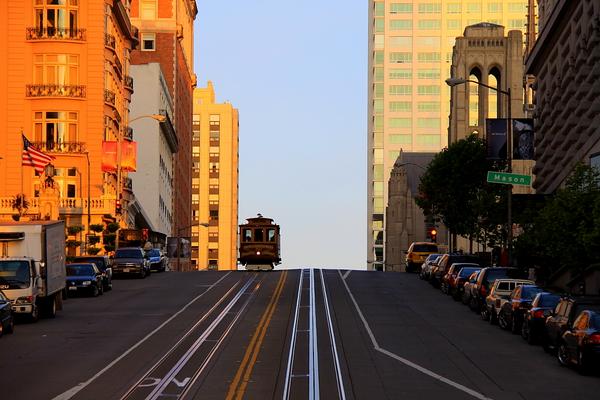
142, 228, 149, 240
115, 199, 122, 215
427, 226, 438, 242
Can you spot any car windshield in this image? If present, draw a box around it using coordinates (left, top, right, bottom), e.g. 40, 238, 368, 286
75, 257, 105, 270
426, 254, 442, 262
538, 294, 560, 307
591, 313, 600, 329
484, 269, 512, 283
0, 260, 31, 288
575, 303, 600, 316
413, 244, 438, 252
115, 249, 143, 258
148, 249, 161, 257
521, 286, 544, 299
458, 267, 480, 277
66, 265, 95, 276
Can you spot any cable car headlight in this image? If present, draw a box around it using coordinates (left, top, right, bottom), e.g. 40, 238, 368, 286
256, 251, 261, 255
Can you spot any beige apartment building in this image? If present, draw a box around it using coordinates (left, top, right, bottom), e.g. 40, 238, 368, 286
368, 0, 530, 270
192, 83, 239, 270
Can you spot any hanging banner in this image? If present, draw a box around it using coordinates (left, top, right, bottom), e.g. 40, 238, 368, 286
512, 119, 534, 160
121, 141, 137, 172
485, 118, 507, 160
101, 141, 118, 172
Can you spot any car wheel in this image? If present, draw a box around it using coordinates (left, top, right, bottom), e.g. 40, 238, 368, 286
91, 285, 99, 297
5, 317, 14, 334
490, 309, 498, 325
99, 283, 104, 296
498, 312, 509, 329
139, 269, 146, 279
481, 307, 490, 321
521, 321, 533, 344
511, 317, 520, 334
557, 343, 570, 367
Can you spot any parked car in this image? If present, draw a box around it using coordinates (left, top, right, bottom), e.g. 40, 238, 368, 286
498, 284, 544, 333
450, 266, 482, 301
544, 296, 600, 354
469, 267, 522, 312
419, 254, 443, 280
481, 279, 534, 324
431, 254, 486, 288
405, 242, 439, 273
558, 310, 600, 374
66, 263, 104, 297
70, 255, 112, 291
441, 263, 480, 295
461, 270, 482, 305
0, 290, 15, 336
146, 248, 166, 272
521, 292, 561, 344
112, 247, 150, 278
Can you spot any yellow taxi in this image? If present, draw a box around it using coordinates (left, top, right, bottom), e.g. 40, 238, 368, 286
405, 242, 439, 273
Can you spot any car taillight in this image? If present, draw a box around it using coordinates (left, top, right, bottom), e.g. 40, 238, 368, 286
587, 334, 600, 345
532, 309, 545, 319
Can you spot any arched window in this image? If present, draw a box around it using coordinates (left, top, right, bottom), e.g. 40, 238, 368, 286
488, 67, 501, 118
469, 68, 482, 126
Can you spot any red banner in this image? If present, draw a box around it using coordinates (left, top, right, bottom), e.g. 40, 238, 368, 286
102, 141, 118, 172
121, 141, 137, 172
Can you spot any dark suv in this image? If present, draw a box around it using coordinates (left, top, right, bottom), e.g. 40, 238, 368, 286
71, 255, 112, 291
112, 247, 150, 278
544, 296, 600, 353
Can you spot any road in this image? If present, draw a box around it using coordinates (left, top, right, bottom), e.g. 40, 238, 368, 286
1, 269, 599, 400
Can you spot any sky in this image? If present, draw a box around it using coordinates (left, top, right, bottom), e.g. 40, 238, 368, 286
194, 1, 367, 269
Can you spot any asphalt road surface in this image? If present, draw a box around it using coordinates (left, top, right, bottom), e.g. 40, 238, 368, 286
1, 269, 599, 400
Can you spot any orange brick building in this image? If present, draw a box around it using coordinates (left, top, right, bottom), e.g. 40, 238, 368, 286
0, 1, 138, 250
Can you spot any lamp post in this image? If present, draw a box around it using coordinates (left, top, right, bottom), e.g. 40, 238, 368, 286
445, 77, 513, 266
175, 222, 209, 271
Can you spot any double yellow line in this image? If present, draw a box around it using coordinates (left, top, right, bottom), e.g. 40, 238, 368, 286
226, 271, 288, 400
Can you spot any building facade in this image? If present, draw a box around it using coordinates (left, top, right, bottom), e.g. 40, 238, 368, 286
192, 83, 239, 271
130, 0, 197, 259
368, 0, 530, 270
526, 0, 600, 193
128, 63, 177, 237
0, 1, 137, 248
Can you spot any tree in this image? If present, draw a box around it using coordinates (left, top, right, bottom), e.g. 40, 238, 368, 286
416, 135, 507, 249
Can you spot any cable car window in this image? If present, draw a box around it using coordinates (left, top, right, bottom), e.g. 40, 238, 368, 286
254, 228, 264, 242
268, 229, 276, 242
243, 229, 252, 242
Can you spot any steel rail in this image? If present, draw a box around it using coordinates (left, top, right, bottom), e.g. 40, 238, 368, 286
282, 269, 305, 400
309, 268, 319, 400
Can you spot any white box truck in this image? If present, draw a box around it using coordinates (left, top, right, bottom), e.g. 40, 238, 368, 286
0, 221, 66, 321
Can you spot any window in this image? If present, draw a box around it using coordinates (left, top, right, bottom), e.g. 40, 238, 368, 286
374, 83, 384, 97
373, 164, 383, 180
447, 20, 461, 30
268, 229, 277, 242
374, 2, 385, 16
141, 33, 156, 51
374, 99, 384, 113
415, 37, 440, 47
34, 111, 78, 149
389, 134, 412, 144
34, 0, 79, 33
418, 20, 441, 30
388, 151, 400, 162
389, 101, 411, 112
466, 3, 481, 13
390, 20, 412, 30
389, 118, 412, 128
418, 3, 441, 13
374, 19, 384, 32
417, 102, 440, 112
389, 69, 412, 79
447, 3, 461, 13
417, 118, 440, 129
374, 67, 384, 82
374, 115, 384, 130
488, 3, 502, 13
389, 85, 412, 95
508, 19, 526, 29
373, 181, 384, 195
417, 69, 440, 79
390, 3, 412, 13
416, 135, 440, 146
34, 54, 79, 85
417, 85, 440, 95
67, 184, 76, 198
374, 51, 384, 64
417, 52, 441, 62
374, 34, 384, 49
373, 148, 383, 163
390, 52, 412, 63
389, 36, 412, 47
140, 0, 157, 19
373, 197, 384, 213
508, 3, 526, 13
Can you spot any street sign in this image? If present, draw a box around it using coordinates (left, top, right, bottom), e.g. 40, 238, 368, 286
486, 171, 532, 186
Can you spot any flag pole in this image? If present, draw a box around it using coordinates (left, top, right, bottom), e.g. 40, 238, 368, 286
20, 128, 24, 216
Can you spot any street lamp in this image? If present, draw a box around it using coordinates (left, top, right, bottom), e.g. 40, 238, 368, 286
175, 222, 209, 271
445, 77, 513, 266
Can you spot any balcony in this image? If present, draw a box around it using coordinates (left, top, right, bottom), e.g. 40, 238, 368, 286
113, 54, 123, 78
0, 197, 115, 217
26, 84, 86, 99
104, 89, 116, 106
123, 177, 133, 192
123, 126, 133, 141
105, 33, 116, 50
31, 142, 86, 153
124, 75, 134, 91
26, 27, 86, 41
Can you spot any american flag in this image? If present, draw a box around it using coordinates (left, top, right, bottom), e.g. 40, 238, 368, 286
22, 134, 54, 174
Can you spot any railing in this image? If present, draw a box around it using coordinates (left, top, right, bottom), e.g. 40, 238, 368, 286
104, 89, 116, 106
0, 197, 115, 216
124, 75, 134, 90
31, 142, 86, 153
123, 126, 133, 140
105, 33, 116, 50
26, 84, 86, 98
26, 27, 86, 41
113, 54, 123, 77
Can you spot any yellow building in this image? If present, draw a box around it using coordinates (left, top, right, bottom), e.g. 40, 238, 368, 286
0, 1, 138, 253
367, 0, 531, 270
192, 83, 239, 270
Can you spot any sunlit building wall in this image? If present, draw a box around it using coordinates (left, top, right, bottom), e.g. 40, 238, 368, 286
192, 83, 239, 270
368, 0, 530, 270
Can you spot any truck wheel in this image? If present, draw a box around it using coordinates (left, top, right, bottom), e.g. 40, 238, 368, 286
44, 296, 57, 318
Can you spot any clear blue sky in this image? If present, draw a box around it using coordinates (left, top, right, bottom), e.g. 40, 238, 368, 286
194, 1, 367, 269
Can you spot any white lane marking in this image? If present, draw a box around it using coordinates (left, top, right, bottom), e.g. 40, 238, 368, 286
283, 269, 305, 400
337, 271, 494, 400
320, 269, 346, 400
52, 272, 233, 400
341, 270, 351, 280
309, 268, 319, 400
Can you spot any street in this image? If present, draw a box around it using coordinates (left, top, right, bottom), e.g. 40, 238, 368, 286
1, 270, 599, 400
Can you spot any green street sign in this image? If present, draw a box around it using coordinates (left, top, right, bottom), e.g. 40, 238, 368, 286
487, 171, 532, 186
